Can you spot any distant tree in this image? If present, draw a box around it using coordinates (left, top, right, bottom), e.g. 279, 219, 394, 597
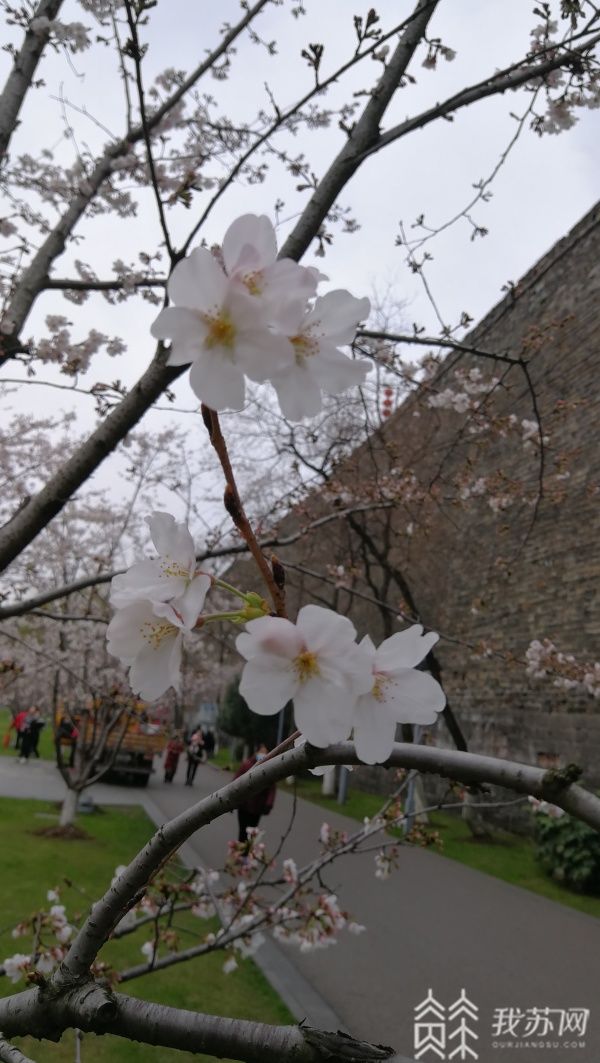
219, 675, 280, 751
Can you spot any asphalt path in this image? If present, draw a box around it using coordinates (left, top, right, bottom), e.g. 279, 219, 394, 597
1, 754, 599, 1063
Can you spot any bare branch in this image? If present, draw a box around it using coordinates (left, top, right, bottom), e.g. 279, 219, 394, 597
0, 501, 394, 615
0, 0, 271, 360
360, 31, 600, 161
0, 0, 64, 164
279, 0, 441, 262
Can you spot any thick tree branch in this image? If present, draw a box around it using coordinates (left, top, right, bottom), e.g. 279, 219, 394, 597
360, 32, 600, 160
0, 1039, 37, 1063
0, 344, 184, 573
0, 989, 413, 1062
0, 0, 64, 164
279, 0, 441, 262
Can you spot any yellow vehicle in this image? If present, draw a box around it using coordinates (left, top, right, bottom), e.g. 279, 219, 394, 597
55, 698, 167, 787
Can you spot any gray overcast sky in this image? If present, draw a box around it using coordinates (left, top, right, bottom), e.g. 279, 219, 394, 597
1, 0, 598, 473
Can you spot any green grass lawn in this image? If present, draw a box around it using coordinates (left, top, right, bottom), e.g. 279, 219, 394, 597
280, 775, 600, 920
0, 707, 55, 761
0, 797, 292, 1062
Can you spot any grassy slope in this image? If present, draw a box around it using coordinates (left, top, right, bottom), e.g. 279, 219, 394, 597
279, 776, 600, 919
0, 797, 292, 1062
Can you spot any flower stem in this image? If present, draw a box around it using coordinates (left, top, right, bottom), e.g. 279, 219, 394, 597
201, 406, 287, 618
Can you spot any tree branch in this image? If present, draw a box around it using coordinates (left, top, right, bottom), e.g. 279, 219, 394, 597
0, 344, 184, 573
279, 0, 441, 262
0, 502, 394, 615
0, 1039, 37, 1063
359, 32, 600, 161
0, 0, 64, 164
0, 0, 270, 359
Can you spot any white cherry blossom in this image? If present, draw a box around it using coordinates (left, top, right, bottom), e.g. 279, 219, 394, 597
222, 213, 320, 328
110, 511, 210, 625
2, 953, 31, 984
151, 244, 294, 411
270, 290, 371, 420
352, 626, 446, 764
236, 605, 371, 747
106, 600, 191, 701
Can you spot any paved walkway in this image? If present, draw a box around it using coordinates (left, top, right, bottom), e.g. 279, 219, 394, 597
1, 754, 599, 1063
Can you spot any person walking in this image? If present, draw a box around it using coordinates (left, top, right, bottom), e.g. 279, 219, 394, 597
163, 732, 185, 783
233, 743, 276, 843
185, 731, 204, 786
19, 707, 45, 763
9, 708, 28, 751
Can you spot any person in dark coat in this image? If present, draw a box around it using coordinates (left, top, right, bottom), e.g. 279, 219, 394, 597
19, 707, 45, 762
202, 727, 215, 759
163, 732, 184, 783
233, 744, 276, 843
185, 731, 205, 786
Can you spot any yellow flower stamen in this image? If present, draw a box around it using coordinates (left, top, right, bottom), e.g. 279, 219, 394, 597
290, 330, 318, 366
160, 559, 189, 579
241, 270, 264, 296
141, 620, 177, 649
371, 673, 389, 703
293, 650, 320, 683
202, 311, 236, 350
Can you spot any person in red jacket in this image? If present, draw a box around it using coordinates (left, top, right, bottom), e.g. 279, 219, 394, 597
233, 743, 276, 843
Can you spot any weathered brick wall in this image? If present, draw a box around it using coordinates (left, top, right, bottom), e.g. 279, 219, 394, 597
226, 203, 600, 794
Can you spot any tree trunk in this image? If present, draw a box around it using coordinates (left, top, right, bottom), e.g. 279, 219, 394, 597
59, 788, 78, 828
321, 766, 336, 796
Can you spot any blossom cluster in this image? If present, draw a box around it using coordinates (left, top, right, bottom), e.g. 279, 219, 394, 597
107, 510, 445, 763
237, 607, 445, 761
528, 795, 565, 819
151, 214, 371, 419
2, 891, 74, 984
107, 512, 211, 701
526, 639, 600, 698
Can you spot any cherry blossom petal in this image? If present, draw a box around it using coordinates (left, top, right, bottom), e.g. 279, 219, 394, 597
222, 214, 277, 274
148, 512, 196, 571
235, 329, 294, 381
110, 559, 184, 609
129, 630, 183, 701
376, 668, 446, 724
352, 702, 398, 765
188, 351, 246, 411
375, 626, 439, 671
173, 572, 212, 629
167, 247, 228, 310
237, 616, 304, 661
270, 366, 323, 420
150, 307, 207, 365
296, 604, 357, 656
106, 601, 157, 661
310, 343, 370, 393
304, 291, 370, 345
239, 656, 298, 714
294, 679, 353, 747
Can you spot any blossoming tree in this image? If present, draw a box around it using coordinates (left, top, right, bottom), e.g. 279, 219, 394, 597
1, 1, 600, 1060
